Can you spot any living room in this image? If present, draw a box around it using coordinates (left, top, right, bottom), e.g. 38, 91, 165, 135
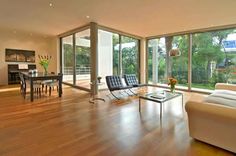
0, 0, 236, 155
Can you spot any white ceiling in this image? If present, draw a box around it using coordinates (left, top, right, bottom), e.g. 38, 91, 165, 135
0, 0, 236, 37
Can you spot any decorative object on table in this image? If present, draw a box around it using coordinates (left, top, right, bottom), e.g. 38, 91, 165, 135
97, 76, 102, 83
38, 54, 52, 74
168, 77, 177, 93
28, 69, 38, 75
169, 49, 181, 57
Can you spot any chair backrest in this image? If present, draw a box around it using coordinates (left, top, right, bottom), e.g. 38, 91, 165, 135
106, 75, 123, 91
19, 73, 26, 89
124, 74, 138, 86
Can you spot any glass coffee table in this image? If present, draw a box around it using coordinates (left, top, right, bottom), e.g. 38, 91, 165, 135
139, 91, 183, 119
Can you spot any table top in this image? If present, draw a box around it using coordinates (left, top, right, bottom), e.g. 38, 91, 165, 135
139, 90, 182, 103
21, 72, 61, 78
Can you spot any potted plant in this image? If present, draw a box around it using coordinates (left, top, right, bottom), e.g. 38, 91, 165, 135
97, 76, 102, 83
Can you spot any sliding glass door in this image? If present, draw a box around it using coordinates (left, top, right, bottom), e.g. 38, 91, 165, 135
61, 35, 74, 84
61, 29, 91, 90
75, 29, 91, 89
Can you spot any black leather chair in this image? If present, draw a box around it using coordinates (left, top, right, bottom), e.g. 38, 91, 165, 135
124, 74, 146, 94
106, 75, 132, 99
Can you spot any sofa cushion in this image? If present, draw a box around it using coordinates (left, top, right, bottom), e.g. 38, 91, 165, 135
204, 90, 236, 108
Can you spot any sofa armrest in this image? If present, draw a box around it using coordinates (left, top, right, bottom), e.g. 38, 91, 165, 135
215, 83, 236, 91
185, 101, 236, 122
185, 101, 236, 153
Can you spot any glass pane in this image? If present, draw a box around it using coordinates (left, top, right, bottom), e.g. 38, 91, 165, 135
148, 36, 188, 88
170, 35, 188, 89
192, 29, 236, 90
113, 34, 119, 75
121, 36, 139, 77
62, 35, 73, 84
75, 29, 91, 89
148, 38, 167, 84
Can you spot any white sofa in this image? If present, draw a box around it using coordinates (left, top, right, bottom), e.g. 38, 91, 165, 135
185, 83, 236, 153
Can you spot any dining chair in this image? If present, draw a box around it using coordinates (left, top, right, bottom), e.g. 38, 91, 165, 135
19, 73, 42, 98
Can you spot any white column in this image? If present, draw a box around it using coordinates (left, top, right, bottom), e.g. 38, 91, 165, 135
140, 38, 146, 83
90, 22, 98, 94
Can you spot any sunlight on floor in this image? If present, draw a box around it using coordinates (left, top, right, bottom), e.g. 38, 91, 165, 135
0, 87, 19, 93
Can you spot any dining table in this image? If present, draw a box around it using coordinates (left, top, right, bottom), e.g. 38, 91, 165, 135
21, 72, 62, 102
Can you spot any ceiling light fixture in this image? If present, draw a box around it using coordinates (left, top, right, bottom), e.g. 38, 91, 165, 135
86, 15, 90, 19
49, 3, 53, 7
169, 49, 181, 57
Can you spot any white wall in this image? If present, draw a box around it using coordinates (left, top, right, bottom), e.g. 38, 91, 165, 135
0, 28, 58, 85
98, 30, 113, 88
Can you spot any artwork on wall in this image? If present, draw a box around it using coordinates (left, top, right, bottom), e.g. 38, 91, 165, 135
5, 48, 35, 62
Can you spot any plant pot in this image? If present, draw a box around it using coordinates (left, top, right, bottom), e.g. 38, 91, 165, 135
170, 85, 175, 93
97, 78, 101, 83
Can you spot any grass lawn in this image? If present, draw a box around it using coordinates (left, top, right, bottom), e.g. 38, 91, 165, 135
176, 83, 215, 90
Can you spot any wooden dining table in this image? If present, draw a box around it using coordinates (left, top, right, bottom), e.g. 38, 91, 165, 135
21, 72, 63, 102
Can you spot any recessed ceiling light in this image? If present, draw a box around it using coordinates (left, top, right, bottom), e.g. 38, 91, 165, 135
49, 3, 53, 7
86, 15, 90, 19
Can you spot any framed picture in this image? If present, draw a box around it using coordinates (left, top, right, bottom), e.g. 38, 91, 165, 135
5, 49, 35, 63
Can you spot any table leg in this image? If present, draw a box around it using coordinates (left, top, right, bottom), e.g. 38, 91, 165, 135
30, 79, 34, 102
160, 102, 162, 119
59, 76, 62, 97
139, 98, 141, 112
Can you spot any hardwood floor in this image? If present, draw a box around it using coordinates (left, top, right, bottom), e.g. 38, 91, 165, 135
0, 85, 234, 156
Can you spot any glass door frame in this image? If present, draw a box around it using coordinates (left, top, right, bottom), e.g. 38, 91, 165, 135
60, 26, 91, 92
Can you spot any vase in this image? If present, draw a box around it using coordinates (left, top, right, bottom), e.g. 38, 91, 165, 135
43, 67, 48, 75
97, 78, 102, 83
170, 85, 175, 93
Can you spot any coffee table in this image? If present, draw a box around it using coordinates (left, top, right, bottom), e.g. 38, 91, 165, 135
139, 91, 183, 119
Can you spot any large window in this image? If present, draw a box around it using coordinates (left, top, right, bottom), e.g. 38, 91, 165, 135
121, 36, 139, 76
148, 38, 167, 84
192, 29, 236, 90
148, 35, 188, 89
147, 28, 236, 91
171, 35, 188, 88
